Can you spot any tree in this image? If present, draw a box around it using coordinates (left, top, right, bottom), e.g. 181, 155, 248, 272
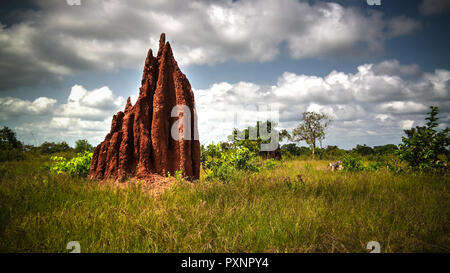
0, 126, 22, 149
75, 139, 94, 153
39, 141, 72, 154
373, 144, 398, 155
0, 127, 25, 162
281, 144, 310, 156
279, 129, 291, 142
353, 144, 374, 156
397, 106, 449, 171
292, 112, 331, 159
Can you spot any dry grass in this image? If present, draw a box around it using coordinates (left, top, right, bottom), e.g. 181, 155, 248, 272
0, 158, 449, 252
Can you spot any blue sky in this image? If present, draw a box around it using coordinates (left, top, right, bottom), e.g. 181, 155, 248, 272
0, 0, 449, 149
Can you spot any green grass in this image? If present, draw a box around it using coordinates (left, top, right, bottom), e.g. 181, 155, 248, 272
0, 158, 449, 252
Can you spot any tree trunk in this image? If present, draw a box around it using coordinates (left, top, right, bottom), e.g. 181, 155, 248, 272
312, 143, 315, 160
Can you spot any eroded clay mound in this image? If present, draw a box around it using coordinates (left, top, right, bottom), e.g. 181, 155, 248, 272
89, 33, 200, 181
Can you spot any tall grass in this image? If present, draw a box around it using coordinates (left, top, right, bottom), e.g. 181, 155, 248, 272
0, 158, 448, 252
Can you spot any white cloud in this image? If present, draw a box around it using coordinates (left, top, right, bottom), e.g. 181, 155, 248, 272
0, 96, 57, 120
59, 85, 124, 120
5, 60, 449, 148
373, 60, 421, 77
11, 84, 126, 145
195, 60, 450, 148
0, 0, 421, 90
377, 101, 428, 114
401, 120, 414, 130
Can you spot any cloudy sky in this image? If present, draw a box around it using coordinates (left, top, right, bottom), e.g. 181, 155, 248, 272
0, 0, 449, 149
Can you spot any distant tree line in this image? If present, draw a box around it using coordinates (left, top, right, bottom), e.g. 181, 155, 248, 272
0, 126, 94, 162
280, 143, 399, 159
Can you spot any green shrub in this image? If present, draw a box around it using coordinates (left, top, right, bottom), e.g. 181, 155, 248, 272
227, 147, 259, 171
366, 161, 383, 172
202, 143, 260, 181
397, 106, 449, 172
342, 154, 365, 171
49, 151, 93, 178
264, 158, 280, 170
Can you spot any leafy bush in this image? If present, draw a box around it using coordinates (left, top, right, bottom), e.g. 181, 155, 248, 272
49, 151, 93, 178
365, 161, 383, 172
342, 154, 365, 171
201, 143, 260, 181
227, 147, 259, 171
264, 158, 280, 170
397, 106, 449, 172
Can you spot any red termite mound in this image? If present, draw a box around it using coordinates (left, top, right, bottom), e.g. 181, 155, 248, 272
89, 33, 200, 181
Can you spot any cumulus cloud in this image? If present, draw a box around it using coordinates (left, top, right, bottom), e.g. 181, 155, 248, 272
194, 60, 449, 147
11, 84, 126, 145
401, 120, 414, 130
0, 96, 57, 120
373, 60, 421, 77
0, 0, 421, 90
419, 0, 450, 16
5, 60, 449, 148
59, 85, 124, 120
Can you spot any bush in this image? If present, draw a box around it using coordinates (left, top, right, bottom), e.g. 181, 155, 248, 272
264, 158, 280, 170
201, 143, 260, 181
49, 151, 93, 178
227, 147, 259, 171
366, 161, 383, 172
397, 106, 449, 172
0, 148, 26, 162
342, 154, 365, 172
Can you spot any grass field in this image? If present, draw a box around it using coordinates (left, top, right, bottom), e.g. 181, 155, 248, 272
0, 157, 449, 253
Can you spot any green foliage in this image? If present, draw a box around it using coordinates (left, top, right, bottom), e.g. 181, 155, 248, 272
201, 143, 260, 181
0, 127, 25, 162
365, 161, 383, 172
264, 158, 280, 170
281, 144, 310, 157
228, 147, 258, 171
49, 151, 93, 178
373, 144, 398, 155
342, 153, 365, 172
0, 126, 22, 149
40, 141, 73, 154
353, 144, 374, 156
397, 106, 449, 172
74, 139, 94, 153
317, 145, 347, 160
227, 120, 279, 154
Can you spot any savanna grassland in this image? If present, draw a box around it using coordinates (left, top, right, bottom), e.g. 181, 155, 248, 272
1, 156, 449, 253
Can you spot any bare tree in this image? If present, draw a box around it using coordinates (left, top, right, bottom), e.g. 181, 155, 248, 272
292, 112, 332, 160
